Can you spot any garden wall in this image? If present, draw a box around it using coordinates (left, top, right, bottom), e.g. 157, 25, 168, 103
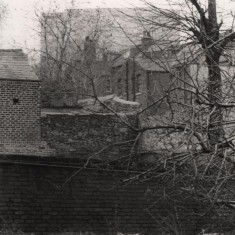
41, 111, 138, 159
0, 162, 157, 235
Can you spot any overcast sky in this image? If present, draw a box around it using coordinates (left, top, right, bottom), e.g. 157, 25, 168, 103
1, 0, 235, 55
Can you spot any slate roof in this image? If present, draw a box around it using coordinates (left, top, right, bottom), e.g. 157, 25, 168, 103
135, 57, 170, 72
0, 49, 38, 81
111, 41, 174, 72
171, 43, 202, 67
112, 56, 170, 72
171, 42, 233, 67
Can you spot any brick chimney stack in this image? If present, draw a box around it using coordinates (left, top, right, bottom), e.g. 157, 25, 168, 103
141, 31, 153, 48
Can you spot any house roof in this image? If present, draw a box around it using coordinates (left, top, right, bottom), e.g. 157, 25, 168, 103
0, 49, 39, 81
135, 57, 170, 72
171, 43, 202, 67
171, 42, 233, 67
111, 40, 176, 71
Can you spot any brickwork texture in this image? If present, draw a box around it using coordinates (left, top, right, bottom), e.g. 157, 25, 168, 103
0, 80, 41, 144
0, 163, 159, 235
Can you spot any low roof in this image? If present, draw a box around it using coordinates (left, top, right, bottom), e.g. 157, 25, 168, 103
0, 49, 38, 81
111, 53, 127, 68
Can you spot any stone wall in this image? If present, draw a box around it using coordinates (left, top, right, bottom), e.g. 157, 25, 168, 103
0, 80, 41, 144
41, 111, 138, 159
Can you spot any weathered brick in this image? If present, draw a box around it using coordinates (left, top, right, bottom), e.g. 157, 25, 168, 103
0, 80, 41, 143
0, 164, 162, 235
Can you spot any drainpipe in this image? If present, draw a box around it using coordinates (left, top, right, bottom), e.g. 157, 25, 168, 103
146, 71, 150, 106
125, 59, 129, 100
132, 57, 136, 102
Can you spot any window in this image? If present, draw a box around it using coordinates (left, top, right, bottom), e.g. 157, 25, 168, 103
117, 78, 122, 96
132, 74, 141, 94
106, 76, 112, 92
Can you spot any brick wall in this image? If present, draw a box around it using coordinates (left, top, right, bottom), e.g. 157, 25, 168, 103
0, 157, 225, 235
41, 112, 138, 159
0, 162, 159, 235
0, 80, 41, 144
112, 60, 171, 113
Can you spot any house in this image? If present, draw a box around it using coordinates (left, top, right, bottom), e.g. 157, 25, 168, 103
110, 28, 235, 113
171, 42, 235, 105
111, 31, 178, 113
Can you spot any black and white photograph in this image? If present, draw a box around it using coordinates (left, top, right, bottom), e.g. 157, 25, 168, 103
0, 0, 235, 234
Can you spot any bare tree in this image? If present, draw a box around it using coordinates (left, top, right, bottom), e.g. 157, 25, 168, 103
36, 6, 115, 106
103, 1, 235, 234
32, 0, 235, 234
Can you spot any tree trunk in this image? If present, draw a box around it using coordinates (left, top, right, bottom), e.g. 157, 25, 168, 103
206, 54, 224, 146
205, 0, 224, 147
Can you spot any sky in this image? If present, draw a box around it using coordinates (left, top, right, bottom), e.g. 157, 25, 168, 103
1, 0, 235, 59
0, 0, 146, 50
